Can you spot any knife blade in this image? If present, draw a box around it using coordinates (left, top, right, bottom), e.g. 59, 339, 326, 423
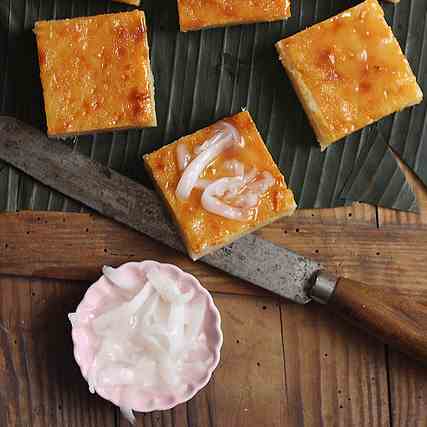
2, 116, 427, 363
0, 116, 318, 304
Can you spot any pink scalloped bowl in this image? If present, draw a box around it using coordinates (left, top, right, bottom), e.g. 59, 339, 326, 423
70, 260, 223, 412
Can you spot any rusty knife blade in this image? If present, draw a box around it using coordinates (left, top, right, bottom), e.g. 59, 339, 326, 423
0, 117, 320, 303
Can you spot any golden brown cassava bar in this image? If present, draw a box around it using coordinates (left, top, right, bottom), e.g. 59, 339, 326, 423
275, 0, 422, 149
115, 0, 140, 5
34, 10, 156, 137
177, 0, 291, 32
144, 111, 296, 260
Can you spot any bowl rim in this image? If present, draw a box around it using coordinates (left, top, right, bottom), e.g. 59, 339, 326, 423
70, 260, 223, 412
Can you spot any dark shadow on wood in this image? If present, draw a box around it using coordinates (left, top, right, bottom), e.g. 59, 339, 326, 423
29, 279, 117, 425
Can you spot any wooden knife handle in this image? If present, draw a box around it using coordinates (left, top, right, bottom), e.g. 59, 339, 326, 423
310, 272, 427, 363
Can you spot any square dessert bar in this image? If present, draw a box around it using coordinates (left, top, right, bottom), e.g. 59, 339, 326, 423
275, 0, 422, 150
115, 0, 140, 5
177, 0, 291, 32
144, 111, 296, 260
34, 10, 156, 137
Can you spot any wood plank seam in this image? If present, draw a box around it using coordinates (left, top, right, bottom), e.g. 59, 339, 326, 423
377, 156, 427, 426
384, 346, 395, 427
278, 302, 291, 426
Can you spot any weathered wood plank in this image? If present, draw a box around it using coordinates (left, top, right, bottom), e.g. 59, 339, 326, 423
208, 294, 286, 427
378, 163, 427, 426
387, 352, 427, 426
0, 211, 269, 297
281, 302, 390, 427
0, 274, 116, 427
294, 202, 377, 226
119, 407, 188, 427
2, 210, 427, 298
0, 274, 33, 426
280, 204, 390, 427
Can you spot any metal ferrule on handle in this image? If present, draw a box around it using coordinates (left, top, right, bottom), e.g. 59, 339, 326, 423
309, 271, 338, 304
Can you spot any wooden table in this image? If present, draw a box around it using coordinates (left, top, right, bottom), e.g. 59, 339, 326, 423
1, 164, 427, 426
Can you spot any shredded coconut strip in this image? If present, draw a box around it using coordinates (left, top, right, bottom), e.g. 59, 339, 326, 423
176, 122, 244, 200
120, 407, 136, 425
201, 170, 275, 221
201, 176, 253, 221
193, 121, 243, 155
176, 137, 233, 200
223, 159, 245, 177
177, 143, 191, 171
70, 263, 212, 425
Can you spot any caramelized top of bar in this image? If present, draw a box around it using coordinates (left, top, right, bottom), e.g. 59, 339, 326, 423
276, 0, 422, 144
178, 0, 291, 31
115, 0, 140, 5
34, 10, 156, 136
144, 112, 296, 257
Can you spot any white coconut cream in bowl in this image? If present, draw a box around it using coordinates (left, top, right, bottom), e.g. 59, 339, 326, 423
68, 261, 223, 423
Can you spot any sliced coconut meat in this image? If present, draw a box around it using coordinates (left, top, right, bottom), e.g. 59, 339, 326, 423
176, 122, 244, 200
92, 282, 154, 336
68, 313, 78, 327
193, 131, 225, 156
121, 407, 136, 425
193, 121, 244, 156
102, 265, 143, 291
146, 268, 194, 304
176, 143, 191, 171
97, 364, 136, 387
201, 176, 254, 221
222, 159, 245, 177
168, 303, 185, 354
219, 121, 245, 147
227, 171, 275, 209
176, 136, 234, 200
70, 264, 209, 423
184, 296, 207, 344
194, 178, 212, 190
201, 169, 275, 221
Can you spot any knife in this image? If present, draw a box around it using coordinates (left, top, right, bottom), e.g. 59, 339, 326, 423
1, 116, 427, 362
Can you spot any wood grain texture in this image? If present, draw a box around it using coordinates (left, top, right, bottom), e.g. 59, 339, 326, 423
378, 159, 427, 425
123, 294, 288, 426
3, 208, 427, 298
281, 302, 390, 427
387, 352, 427, 427
0, 275, 116, 427
293, 202, 377, 225
117, 406, 189, 427
280, 203, 390, 427
0, 211, 269, 297
329, 277, 427, 363
212, 294, 286, 427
